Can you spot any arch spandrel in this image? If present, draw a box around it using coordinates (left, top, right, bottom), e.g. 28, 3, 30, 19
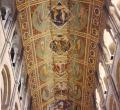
16, 0, 105, 109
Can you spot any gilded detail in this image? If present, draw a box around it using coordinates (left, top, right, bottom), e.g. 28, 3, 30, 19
16, 0, 104, 109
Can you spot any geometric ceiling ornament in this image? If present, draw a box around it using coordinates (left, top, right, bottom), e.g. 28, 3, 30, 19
16, 0, 105, 109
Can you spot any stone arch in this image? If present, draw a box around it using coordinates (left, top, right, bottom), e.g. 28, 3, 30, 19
1, 64, 11, 107
111, 0, 120, 10
109, 96, 113, 110
103, 29, 116, 58
109, 43, 116, 56
109, 96, 117, 110
1, 7, 7, 20
99, 63, 108, 90
14, 103, 18, 110
113, 101, 117, 110
0, 6, 11, 21
1, 69, 8, 105
10, 33, 20, 66
116, 59, 120, 94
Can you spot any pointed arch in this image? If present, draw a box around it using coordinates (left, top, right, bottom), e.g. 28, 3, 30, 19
109, 96, 117, 110
15, 103, 18, 110
116, 59, 120, 94
1, 64, 11, 107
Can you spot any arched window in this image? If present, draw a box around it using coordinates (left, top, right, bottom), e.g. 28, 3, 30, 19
1, 65, 11, 108
0, 7, 11, 20
1, 7, 6, 20
10, 32, 20, 67
10, 44, 19, 67
99, 63, 108, 91
103, 29, 116, 61
95, 89, 101, 110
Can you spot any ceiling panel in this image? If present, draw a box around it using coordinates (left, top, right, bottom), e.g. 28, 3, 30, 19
16, 0, 105, 110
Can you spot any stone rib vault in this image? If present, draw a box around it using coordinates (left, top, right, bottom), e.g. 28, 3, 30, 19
16, 0, 105, 110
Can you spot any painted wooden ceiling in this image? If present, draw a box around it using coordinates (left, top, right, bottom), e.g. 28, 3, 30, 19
16, 0, 105, 110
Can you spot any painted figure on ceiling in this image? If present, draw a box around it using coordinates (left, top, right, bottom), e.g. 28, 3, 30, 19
50, 39, 70, 55
55, 82, 68, 95
50, 2, 70, 26
36, 10, 43, 25
54, 100, 72, 110
53, 62, 68, 74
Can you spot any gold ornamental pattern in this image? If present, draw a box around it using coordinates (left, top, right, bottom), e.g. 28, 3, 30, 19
16, 0, 105, 110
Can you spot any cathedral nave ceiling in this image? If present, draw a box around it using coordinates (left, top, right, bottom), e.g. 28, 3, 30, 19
16, 0, 105, 109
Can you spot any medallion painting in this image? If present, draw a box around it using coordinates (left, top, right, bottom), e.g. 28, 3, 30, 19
16, 0, 105, 110
32, 2, 49, 34
50, 36, 71, 55
50, 2, 71, 26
